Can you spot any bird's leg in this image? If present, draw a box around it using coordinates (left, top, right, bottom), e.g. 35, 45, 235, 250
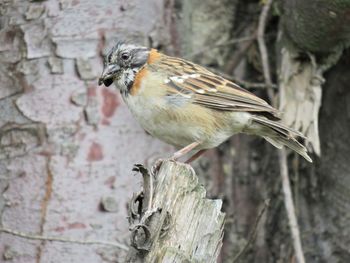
185, 149, 207, 163
151, 142, 200, 175
171, 142, 200, 160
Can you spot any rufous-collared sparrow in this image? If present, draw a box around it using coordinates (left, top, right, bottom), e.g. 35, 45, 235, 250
98, 42, 312, 163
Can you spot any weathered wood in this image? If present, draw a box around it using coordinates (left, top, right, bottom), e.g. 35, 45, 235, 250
126, 161, 225, 263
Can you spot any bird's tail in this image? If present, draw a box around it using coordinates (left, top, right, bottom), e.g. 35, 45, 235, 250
249, 116, 312, 162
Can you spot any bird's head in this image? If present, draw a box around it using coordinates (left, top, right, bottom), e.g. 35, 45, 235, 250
98, 42, 150, 91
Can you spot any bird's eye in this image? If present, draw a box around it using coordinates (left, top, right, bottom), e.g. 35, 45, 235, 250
121, 53, 129, 60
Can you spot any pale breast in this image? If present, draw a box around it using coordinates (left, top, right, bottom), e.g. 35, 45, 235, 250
123, 93, 251, 149
123, 92, 202, 147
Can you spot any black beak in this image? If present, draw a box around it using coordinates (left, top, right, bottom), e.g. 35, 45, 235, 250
98, 64, 120, 87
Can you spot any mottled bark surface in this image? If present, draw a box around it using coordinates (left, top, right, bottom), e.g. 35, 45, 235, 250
309, 52, 350, 261
0, 1, 173, 262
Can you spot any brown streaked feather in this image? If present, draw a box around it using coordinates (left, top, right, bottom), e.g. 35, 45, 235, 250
153, 55, 280, 120
251, 116, 305, 138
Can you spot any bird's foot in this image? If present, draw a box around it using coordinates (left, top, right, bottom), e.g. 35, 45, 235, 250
151, 158, 165, 176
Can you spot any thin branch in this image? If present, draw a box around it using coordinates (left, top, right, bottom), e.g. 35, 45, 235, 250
257, 2, 306, 262
208, 67, 277, 90
278, 150, 306, 263
0, 227, 129, 251
232, 199, 270, 263
257, 0, 274, 101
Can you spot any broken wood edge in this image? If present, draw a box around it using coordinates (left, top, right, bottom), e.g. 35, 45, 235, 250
126, 160, 225, 263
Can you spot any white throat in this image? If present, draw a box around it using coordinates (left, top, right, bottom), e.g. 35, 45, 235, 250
115, 67, 140, 96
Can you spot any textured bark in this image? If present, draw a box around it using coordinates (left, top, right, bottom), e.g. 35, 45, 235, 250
293, 51, 350, 262
0, 1, 173, 262
314, 52, 350, 261
126, 162, 224, 263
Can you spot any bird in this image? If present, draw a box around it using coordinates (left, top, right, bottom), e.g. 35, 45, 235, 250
98, 42, 312, 163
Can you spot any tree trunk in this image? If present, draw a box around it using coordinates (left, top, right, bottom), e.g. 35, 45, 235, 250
0, 1, 173, 262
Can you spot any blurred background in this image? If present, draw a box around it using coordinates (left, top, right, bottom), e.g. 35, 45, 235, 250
1, 0, 350, 262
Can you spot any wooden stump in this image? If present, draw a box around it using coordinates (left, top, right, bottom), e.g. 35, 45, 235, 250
126, 161, 225, 263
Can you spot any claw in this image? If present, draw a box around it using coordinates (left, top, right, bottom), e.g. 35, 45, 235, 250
151, 159, 165, 176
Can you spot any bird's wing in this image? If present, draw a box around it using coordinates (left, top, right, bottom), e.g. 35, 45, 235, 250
157, 55, 280, 119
